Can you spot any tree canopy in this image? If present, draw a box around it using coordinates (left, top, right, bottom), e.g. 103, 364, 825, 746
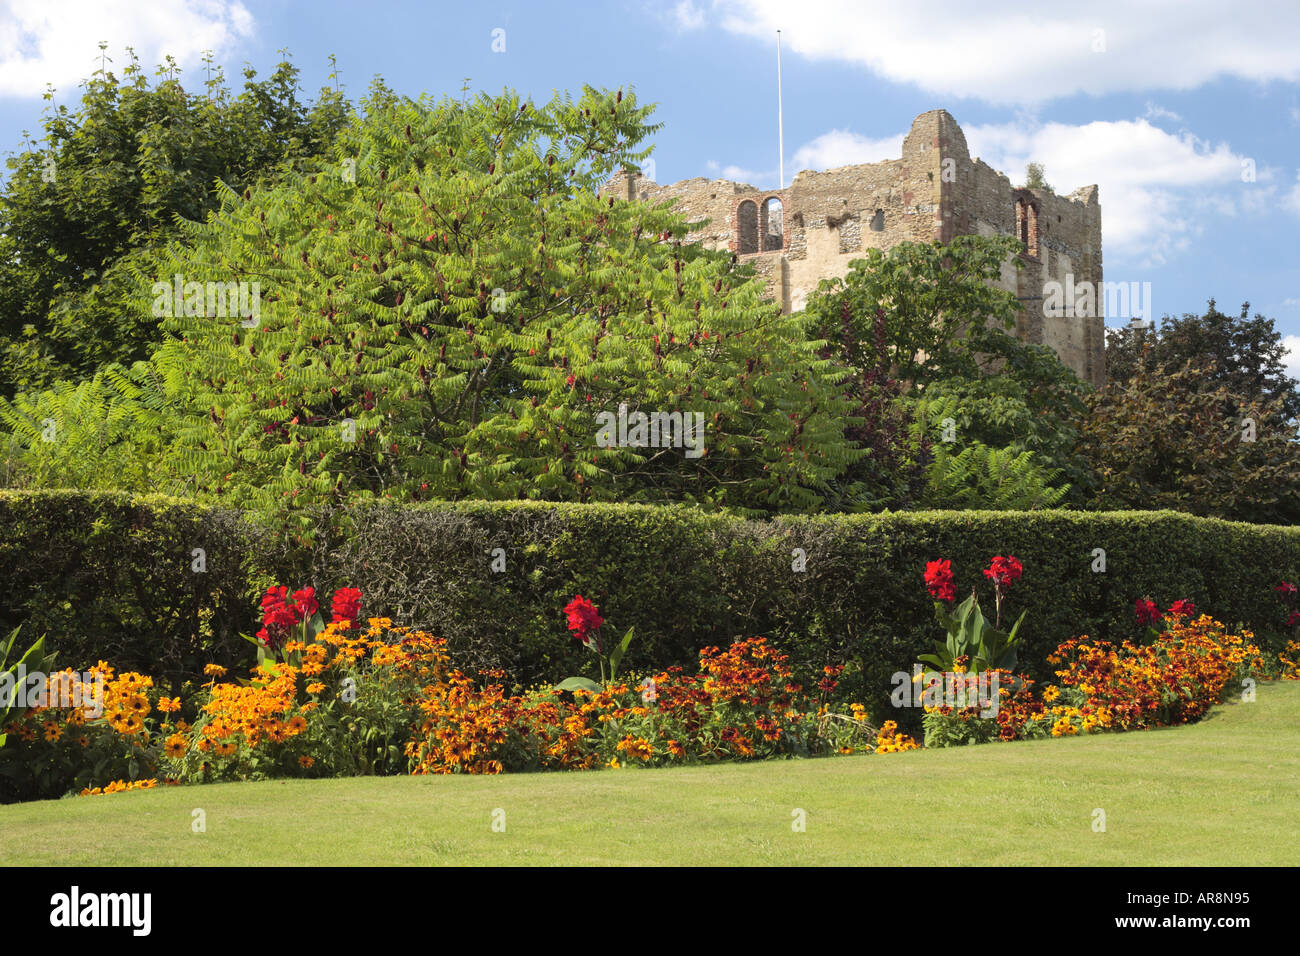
1105, 299, 1300, 421
0, 49, 349, 395
36, 86, 861, 521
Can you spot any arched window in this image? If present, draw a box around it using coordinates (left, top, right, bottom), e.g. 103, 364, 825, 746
870, 208, 885, 232
761, 197, 783, 251
737, 200, 759, 254
1015, 193, 1039, 258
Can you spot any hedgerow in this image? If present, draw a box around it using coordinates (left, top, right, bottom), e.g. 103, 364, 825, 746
3, 491, 1297, 723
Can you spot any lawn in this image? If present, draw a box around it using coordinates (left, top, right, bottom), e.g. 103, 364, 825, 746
2, 681, 1296, 867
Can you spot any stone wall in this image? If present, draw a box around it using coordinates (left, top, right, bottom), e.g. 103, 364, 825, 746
601, 109, 1106, 386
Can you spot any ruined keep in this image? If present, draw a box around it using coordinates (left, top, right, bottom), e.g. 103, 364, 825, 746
601, 109, 1105, 386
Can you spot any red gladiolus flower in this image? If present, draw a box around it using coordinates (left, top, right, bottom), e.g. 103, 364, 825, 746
564, 594, 604, 649
1276, 581, 1297, 595
331, 587, 363, 625
1288, 611, 1300, 627
1135, 598, 1161, 626
1167, 599, 1196, 618
924, 559, 956, 602
983, 555, 1023, 588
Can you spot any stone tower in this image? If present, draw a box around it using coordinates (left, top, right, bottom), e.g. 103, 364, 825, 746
601, 109, 1106, 386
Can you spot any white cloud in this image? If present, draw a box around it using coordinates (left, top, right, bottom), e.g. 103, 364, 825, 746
1283, 335, 1300, 382
704, 158, 770, 185
1143, 101, 1182, 123
712, 0, 1300, 105
963, 118, 1252, 267
1286, 170, 1300, 216
791, 129, 903, 173
0, 0, 254, 98
671, 1, 706, 31
765, 114, 1256, 269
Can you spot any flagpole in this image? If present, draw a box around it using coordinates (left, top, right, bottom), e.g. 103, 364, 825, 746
777, 30, 784, 189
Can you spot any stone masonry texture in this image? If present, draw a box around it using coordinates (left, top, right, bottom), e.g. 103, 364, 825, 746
601, 110, 1106, 386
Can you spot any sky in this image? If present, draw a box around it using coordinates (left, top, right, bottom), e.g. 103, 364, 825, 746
1, 0, 1298, 375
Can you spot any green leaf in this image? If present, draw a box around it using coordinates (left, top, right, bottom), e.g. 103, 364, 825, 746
555, 677, 603, 693
608, 626, 636, 680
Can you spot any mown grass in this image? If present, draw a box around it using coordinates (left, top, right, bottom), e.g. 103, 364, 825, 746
2, 682, 1296, 866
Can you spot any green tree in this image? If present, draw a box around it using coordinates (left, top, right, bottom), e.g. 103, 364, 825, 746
1079, 358, 1300, 524
807, 235, 1029, 387
916, 340, 1093, 501
0, 361, 177, 492
127, 86, 860, 522
1023, 162, 1053, 193
1104, 299, 1300, 420
807, 234, 1090, 507
0, 48, 349, 395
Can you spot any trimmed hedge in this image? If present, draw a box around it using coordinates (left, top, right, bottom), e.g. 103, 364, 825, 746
3, 492, 1298, 725
323, 502, 1300, 724
0, 491, 269, 692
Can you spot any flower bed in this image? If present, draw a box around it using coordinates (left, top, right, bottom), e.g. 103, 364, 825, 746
0, 588, 914, 801
3, 566, 1295, 802
915, 556, 1273, 747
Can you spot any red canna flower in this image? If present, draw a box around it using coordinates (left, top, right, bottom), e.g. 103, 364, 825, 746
564, 594, 604, 650
291, 587, 318, 621
1135, 598, 1161, 626
331, 587, 363, 625
983, 555, 1023, 588
1166, 599, 1196, 618
924, 559, 956, 603
259, 586, 297, 631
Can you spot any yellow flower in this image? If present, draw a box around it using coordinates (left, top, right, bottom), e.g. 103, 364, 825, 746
163, 734, 187, 759
203, 664, 227, 677
306, 682, 326, 695
298, 755, 315, 768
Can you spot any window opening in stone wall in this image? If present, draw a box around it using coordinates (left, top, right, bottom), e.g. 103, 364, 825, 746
737, 200, 759, 254
761, 197, 783, 251
1016, 198, 1039, 258
870, 208, 885, 232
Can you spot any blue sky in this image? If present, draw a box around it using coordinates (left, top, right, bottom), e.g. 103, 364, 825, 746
2, 0, 1298, 373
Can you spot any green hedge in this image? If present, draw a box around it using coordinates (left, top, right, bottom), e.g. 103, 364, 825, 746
0, 490, 269, 692
3, 492, 1297, 725
322, 503, 1300, 723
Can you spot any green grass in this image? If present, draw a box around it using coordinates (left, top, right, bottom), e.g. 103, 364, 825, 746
3, 682, 1297, 866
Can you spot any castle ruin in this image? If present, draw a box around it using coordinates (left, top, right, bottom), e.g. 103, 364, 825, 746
602, 109, 1105, 386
